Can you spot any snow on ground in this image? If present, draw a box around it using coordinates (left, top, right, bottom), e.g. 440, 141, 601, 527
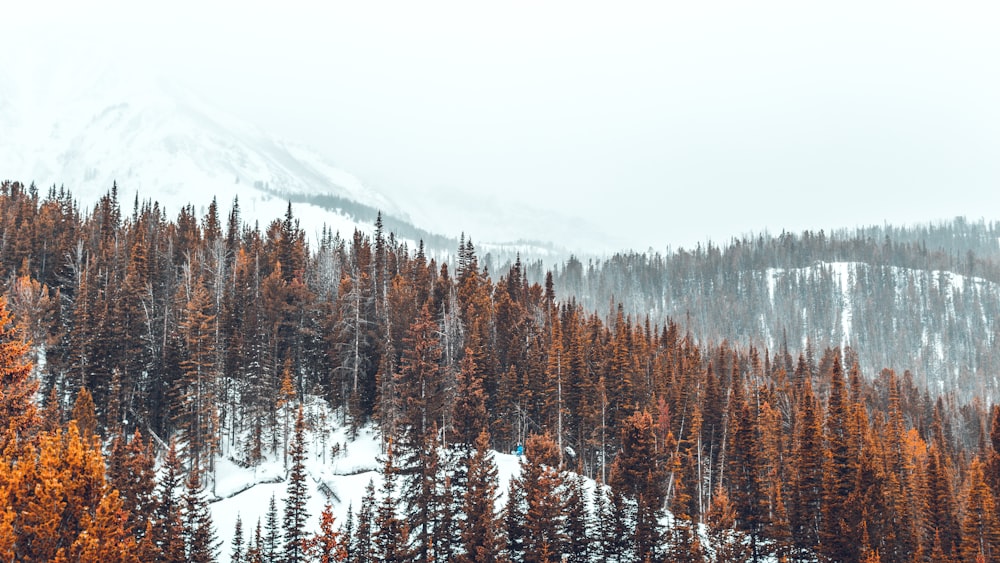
206, 399, 529, 563
203, 396, 762, 562
209, 410, 382, 563
827, 262, 853, 350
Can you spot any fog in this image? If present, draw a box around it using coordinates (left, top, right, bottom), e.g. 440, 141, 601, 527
6, 1, 1000, 252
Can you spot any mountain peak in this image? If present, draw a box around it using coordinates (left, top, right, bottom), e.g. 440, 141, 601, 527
1, 63, 403, 236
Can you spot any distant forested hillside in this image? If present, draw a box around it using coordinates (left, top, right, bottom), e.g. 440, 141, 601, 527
548, 219, 1000, 402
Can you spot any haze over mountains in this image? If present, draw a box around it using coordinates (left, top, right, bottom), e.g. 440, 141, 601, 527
0, 60, 620, 257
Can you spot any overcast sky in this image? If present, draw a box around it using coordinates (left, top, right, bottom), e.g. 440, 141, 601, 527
7, 1, 1000, 252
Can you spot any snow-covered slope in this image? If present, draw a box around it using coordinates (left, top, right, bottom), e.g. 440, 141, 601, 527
208, 399, 523, 563
0, 63, 403, 241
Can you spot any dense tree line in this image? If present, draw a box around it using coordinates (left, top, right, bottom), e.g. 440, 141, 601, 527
4, 180, 1000, 561
546, 219, 1000, 403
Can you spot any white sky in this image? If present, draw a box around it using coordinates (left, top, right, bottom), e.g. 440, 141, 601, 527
6, 1, 1000, 252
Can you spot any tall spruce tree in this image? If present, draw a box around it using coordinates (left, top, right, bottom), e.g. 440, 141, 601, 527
231, 515, 245, 563
458, 429, 506, 563
155, 439, 187, 563
283, 406, 310, 563
182, 468, 219, 563
0, 294, 37, 448
374, 446, 411, 562
519, 433, 567, 563
610, 410, 665, 562
263, 494, 282, 562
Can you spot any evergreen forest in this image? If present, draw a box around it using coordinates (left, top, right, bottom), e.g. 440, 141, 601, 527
3, 180, 1000, 562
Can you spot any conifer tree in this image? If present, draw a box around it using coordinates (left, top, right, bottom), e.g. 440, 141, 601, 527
392, 304, 447, 562
263, 494, 282, 562
453, 350, 488, 448
374, 446, 411, 562
610, 410, 665, 562
987, 404, 1000, 500
925, 443, 960, 560
458, 429, 506, 563
562, 472, 591, 563
332, 269, 377, 430
245, 519, 264, 563
350, 481, 376, 563
707, 487, 752, 563
0, 294, 37, 448
155, 439, 187, 563
789, 376, 823, 561
505, 465, 528, 561
0, 413, 157, 562
176, 273, 220, 474
182, 467, 219, 563
960, 458, 1000, 563
66, 489, 142, 563
820, 355, 858, 562
519, 433, 567, 563
284, 406, 310, 563
279, 358, 297, 467
0, 487, 14, 563
306, 504, 348, 563
231, 514, 245, 563
107, 430, 158, 543
589, 483, 619, 562
434, 469, 461, 563
72, 385, 98, 439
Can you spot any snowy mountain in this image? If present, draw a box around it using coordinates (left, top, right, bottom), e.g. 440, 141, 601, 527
0, 63, 409, 242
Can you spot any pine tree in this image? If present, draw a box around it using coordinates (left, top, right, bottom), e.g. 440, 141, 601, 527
458, 429, 506, 563
393, 304, 446, 563
231, 514, 245, 563
67, 489, 141, 563
155, 439, 187, 563
0, 420, 143, 562
960, 457, 1000, 563
107, 430, 158, 543
279, 358, 296, 468
182, 467, 219, 563
0, 294, 37, 448
505, 463, 528, 562
591, 483, 621, 562
609, 410, 665, 562
175, 273, 220, 474
71, 385, 98, 439
519, 433, 567, 563
453, 350, 488, 448
789, 376, 823, 561
284, 406, 310, 563
306, 504, 348, 563
351, 481, 376, 563
562, 472, 591, 563
728, 390, 766, 555
245, 519, 264, 563
925, 443, 960, 560
707, 487, 752, 563
263, 494, 283, 562
0, 487, 14, 563
820, 355, 857, 562
373, 446, 411, 562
